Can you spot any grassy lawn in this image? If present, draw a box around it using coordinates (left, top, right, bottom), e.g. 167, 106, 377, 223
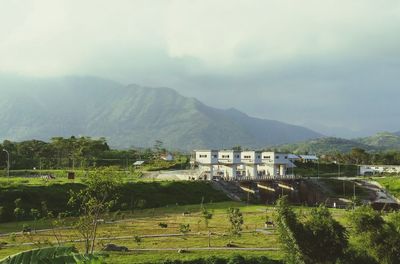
0, 201, 353, 263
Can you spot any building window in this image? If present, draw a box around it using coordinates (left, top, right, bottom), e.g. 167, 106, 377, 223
199, 154, 208, 158
213, 155, 217, 158
236, 155, 240, 158
244, 155, 251, 159
257, 156, 261, 159
285, 156, 288, 159
221, 155, 230, 158
276, 156, 279, 159
263, 156, 270, 159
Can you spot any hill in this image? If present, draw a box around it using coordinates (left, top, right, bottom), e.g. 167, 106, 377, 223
0, 75, 322, 150
354, 132, 400, 150
274, 137, 374, 154
275, 132, 400, 154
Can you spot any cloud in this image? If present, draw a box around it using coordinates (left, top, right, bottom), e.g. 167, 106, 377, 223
1, 0, 400, 137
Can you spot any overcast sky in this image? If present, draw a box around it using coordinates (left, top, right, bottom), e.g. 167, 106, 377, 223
1, 0, 400, 137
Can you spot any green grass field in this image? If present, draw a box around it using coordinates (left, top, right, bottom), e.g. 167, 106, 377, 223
0, 201, 353, 263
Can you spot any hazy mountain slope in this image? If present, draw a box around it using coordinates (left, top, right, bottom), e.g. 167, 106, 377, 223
0, 75, 322, 150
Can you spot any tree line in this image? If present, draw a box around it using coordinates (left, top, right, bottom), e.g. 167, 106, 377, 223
0, 136, 174, 170
320, 147, 400, 165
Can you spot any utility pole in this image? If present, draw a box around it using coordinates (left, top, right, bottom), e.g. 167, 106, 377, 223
2, 149, 10, 178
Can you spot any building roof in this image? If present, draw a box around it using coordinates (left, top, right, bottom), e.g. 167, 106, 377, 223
299, 155, 319, 160
287, 154, 300, 159
133, 160, 145, 166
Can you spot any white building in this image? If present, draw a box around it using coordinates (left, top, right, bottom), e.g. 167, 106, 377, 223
259, 152, 294, 177
216, 150, 241, 180
359, 165, 400, 176
240, 151, 262, 178
193, 150, 218, 180
192, 150, 297, 180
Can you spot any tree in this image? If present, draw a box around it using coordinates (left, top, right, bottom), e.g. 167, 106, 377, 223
275, 197, 349, 264
201, 206, 213, 229
274, 196, 305, 264
227, 208, 243, 237
153, 140, 164, 154
348, 206, 400, 264
302, 205, 348, 263
68, 168, 121, 254
13, 198, 25, 222
178, 224, 191, 239
30, 209, 40, 233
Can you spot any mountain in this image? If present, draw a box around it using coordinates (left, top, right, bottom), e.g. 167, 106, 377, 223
275, 132, 400, 154
0, 75, 322, 150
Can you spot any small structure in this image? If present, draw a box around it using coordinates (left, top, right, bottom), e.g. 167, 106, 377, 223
160, 153, 174, 161
299, 154, 319, 163
359, 165, 400, 176
133, 160, 145, 168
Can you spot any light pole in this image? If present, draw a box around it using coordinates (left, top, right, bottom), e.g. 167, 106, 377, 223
2, 149, 10, 178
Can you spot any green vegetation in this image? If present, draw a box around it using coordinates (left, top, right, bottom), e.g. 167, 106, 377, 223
0, 246, 101, 264
276, 137, 372, 154
293, 162, 358, 177
0, 137, 189, 173
0, 180, 228, 223
276, 132, 400, 154
274, 196, 400, 264
375, 176, 400, 199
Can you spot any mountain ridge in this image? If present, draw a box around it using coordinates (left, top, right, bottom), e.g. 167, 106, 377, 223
275, 132, 400, 154
0, 75, 323, 150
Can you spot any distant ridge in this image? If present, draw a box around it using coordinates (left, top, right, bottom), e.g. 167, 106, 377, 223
275, 132, 400, 154
0, 75, 322, 150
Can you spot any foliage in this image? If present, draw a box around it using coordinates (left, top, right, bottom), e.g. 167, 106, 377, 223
68, 168, 121, 254
158, 222, 168, 228
0, 246, 103, 264
275, 196, 348, 264
178, 223, 191, 238
0, 181, 229, 223
0, 136, 188, 172
301, 205, 347, 263
274, 196, 305, 264
227, 208, 243, 237
348, 205, 400, 264
201, 207, 213, 229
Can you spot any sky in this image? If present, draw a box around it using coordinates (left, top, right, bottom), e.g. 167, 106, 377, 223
1, 0, 400, 138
